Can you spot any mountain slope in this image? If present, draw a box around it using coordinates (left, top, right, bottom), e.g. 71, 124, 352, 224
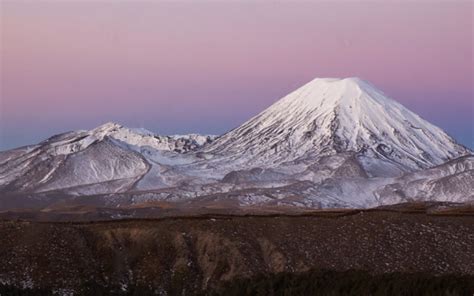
205, 78, 469, 172
375, 155, 474, 205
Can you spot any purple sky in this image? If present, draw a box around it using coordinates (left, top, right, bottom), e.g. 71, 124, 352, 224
1, 1, 473, 150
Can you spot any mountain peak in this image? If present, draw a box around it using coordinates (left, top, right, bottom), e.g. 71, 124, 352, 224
275, 76, 391, 113
91, 122, 123, 135
206, 78, 469, 170
306, 77, 371, 90
309, 76, 365, 84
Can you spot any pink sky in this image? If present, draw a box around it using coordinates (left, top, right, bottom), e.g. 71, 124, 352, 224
1, 1, 473, 149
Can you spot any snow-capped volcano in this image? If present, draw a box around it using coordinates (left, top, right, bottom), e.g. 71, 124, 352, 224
206, 77, 469, 171
0, 77, 471, 211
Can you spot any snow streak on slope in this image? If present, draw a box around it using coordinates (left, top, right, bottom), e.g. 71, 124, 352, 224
206, 78, 468, 171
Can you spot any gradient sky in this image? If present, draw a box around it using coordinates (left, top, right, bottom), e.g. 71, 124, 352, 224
1, 1, 473, 151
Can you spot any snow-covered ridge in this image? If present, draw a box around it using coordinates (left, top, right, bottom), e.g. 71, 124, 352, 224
0, 122, 215, 193
40, 122, 216, 156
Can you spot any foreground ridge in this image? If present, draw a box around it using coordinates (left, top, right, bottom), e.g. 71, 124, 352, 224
0, 208, 473, 294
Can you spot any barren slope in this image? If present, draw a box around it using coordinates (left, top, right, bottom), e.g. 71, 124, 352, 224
0, 207, 473, 294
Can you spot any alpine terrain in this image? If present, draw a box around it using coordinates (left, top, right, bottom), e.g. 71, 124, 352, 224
0, 77, 472, 211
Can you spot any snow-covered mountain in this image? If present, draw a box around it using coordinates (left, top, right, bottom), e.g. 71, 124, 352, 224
0, 123, 215, 195
205, 78, 468, 172
0, 77, 471, 211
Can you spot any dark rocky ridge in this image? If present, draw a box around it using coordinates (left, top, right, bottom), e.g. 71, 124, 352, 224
0, 206, 472, 295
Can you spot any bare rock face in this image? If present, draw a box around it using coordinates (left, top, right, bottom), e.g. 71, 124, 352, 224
0, 78, 472, 210
221, 168, 288, 184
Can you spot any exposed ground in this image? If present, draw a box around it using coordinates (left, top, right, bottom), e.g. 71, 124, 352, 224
0, 204, 473, 295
